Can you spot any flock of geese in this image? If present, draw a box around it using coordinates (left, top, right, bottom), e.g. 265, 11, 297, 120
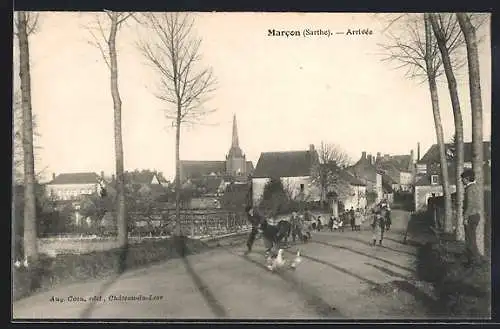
266, 249, 302, 272
13, 258, 29, 269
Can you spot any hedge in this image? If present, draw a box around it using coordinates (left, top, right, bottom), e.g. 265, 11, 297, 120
13, 234, 247, 302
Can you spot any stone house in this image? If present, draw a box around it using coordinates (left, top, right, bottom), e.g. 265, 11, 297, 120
251, 144, 321, 206
45, 172, 106, 201
374, 152, 415, 192
414, 141, 491, 212
347, 152, 391, 204
252, 145, 367, 214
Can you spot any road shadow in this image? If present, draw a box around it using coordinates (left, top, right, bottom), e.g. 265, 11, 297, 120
80, 244, 129, 318
216, 245, 344, 319
311, 240, 416, 274
284, 250, 379, 287
384, 236, 422, 247
364, 262, 411, 280
180, 256, 228, 318
340, 236, 417, 257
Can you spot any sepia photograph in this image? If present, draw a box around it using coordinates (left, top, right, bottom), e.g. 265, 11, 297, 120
12, 11, 491, 320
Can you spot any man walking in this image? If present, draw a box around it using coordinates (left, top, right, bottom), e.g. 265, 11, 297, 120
244, 205, 264, 255
461, 169, 482, 267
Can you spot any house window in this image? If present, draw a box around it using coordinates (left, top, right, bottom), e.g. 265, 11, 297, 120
300, 184, 305, 192
430, 175, 439, 185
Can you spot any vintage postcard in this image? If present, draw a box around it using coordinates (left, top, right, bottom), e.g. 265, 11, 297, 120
12, 11, 491, 321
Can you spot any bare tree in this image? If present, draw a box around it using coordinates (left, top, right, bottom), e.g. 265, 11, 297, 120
456, 13, 486, 256
86, 11, 135, 249
12, 91, 44, 184
137, 13, 217, 240
379, 14, 456, 233
311, 142, 352, 207
429, 13, 465, 241
423, 13, 455, 233
14, 11, 40, 263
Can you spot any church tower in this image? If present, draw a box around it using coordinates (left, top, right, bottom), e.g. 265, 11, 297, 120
226, 114, 247, 177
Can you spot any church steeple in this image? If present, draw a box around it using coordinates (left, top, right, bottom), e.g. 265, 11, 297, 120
227, 114, 243, 158
226, 114, 246, 177
231, 114, 239, 148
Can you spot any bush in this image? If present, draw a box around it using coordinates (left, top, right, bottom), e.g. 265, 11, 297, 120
12, 235, 243, 302
415, 239, 491, 318
259, 177, 296, 216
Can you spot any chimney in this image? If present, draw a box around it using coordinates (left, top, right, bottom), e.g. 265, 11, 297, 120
101, 171, 105, 179
376, 152, 381, 162
362, 151, 366, 160
52, 173, 56, 181
417, 142, 421, 161
309, 144, 315, 153
410, 149, 414, 162
367, 154, 372, 164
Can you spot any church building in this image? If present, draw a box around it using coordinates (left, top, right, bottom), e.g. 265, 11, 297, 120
179, 115, 254, 183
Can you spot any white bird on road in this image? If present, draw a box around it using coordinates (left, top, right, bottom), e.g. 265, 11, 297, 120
14, 260, 21, 268
290, 250, 302, 269
267, 249, 287, 271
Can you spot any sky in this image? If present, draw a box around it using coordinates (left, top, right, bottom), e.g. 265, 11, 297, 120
12, 12, 492, 181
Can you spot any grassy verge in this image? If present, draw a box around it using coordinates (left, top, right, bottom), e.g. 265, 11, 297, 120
13, 233, 248, 302
416, 239, 491, 318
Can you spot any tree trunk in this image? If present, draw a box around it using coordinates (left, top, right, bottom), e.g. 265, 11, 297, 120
429, 14, 465, 241
108, 16, 127, 248
175, 107, 182, 237
423, 14, 453, 233
457, 13, 485, 255
17, 12, 39, 263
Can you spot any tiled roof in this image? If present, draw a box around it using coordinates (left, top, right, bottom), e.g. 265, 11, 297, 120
252, 150, 316, 178
48, 172, 100, 185
190, 176, 224, 194
337, 169, 366, 186
419, 141, 491, 164
378, 155, 412, 172
347, 162, 379, 183
180, 161, 226, 179
377, 162, 402, 183
246, 161, 254, 173
124, 172, 166, 185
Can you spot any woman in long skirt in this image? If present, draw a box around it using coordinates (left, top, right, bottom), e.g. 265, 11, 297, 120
371, 213, 385, 246
354, 210, 362, 231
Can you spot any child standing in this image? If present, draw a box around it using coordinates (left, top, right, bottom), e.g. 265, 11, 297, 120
371, 210, 386, 246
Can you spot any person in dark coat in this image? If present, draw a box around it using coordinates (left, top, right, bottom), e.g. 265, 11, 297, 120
371, 208, 386, 246
461, 169, 482, 267
349, 208, 355, 231
329, 216, 334, 232
244, 205, 265, 254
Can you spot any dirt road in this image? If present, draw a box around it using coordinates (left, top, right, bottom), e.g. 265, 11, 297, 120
13, 210, 438, 320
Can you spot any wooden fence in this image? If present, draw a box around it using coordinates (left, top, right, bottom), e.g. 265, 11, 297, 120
127, 208, 249, 237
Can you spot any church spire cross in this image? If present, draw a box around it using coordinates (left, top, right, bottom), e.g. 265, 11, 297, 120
231, 114, 239, 148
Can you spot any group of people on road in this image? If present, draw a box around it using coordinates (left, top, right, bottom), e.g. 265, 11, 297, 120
244, 207, 313, 257
370, 201, 392, 246
329, 207, 365, 232
244, 199, 393, 257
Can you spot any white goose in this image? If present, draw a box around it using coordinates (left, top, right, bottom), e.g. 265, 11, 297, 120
290, 250, 302, 269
